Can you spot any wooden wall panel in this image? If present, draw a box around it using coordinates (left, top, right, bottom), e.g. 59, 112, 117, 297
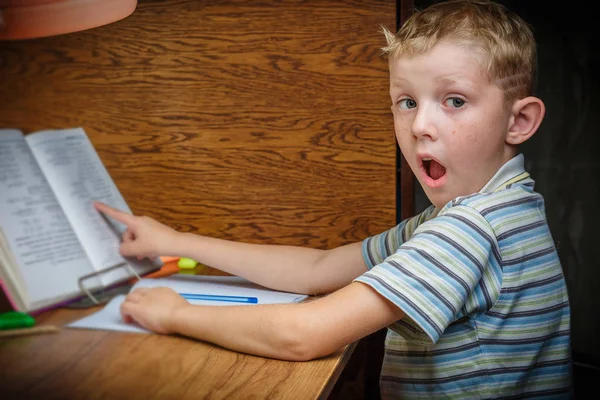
0, 0, 396, 251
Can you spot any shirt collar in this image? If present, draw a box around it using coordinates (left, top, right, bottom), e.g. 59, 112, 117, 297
429, 154, 534, 219
479, 153, 534, 194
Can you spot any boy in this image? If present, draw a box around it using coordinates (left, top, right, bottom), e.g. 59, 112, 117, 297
94, 0, 572, 398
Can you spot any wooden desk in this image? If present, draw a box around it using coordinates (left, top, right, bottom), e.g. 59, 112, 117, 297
0, 300, 356, 399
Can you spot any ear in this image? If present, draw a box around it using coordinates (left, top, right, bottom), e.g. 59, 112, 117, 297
506, 96, 545, 145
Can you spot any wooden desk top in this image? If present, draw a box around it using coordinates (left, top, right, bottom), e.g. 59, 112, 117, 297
0, 305, 356, 399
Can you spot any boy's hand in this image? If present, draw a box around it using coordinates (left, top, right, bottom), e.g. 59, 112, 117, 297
93, 201, 179, 260
120, 287, 189, 334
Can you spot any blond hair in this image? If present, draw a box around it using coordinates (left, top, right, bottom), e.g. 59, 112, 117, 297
382, 0, 537, 104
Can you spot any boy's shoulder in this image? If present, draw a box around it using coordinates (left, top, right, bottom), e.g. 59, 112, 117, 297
449, 181, 541, 212
407, 155, 547, 240
436, 181, 547, 239
439, 154, 543, 218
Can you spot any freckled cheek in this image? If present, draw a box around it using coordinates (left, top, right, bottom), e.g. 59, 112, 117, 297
467, 133, 479, 144
393, 117, 412, 142
447, 126, 485, 162
394, 129, 413, 151
453, 123, 481, 146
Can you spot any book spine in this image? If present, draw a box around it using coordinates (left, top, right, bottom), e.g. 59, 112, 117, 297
0, 280, 19, 312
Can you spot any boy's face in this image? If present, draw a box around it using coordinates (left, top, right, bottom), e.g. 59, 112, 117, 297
389, 40, 514, 208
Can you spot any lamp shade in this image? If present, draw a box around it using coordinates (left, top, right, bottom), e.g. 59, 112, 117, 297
0, 0, 138, 40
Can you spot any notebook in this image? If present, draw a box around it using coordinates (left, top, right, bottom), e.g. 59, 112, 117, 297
67, 275, 309, 334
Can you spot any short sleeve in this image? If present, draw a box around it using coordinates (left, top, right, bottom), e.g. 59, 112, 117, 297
362, 205, 437, 269
355, 205, 502, 344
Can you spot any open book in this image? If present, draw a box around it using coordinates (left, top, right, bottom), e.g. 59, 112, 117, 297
0, 128, 162, 313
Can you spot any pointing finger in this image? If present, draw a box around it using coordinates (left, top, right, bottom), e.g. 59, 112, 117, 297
93, 201, 136, 226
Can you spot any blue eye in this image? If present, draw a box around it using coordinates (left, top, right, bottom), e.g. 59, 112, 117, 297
397, 98, 417, 109
445, 97, 465, 108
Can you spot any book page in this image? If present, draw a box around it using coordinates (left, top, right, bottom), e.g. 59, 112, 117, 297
0, 129, 98, 310
25, 128, 161, 287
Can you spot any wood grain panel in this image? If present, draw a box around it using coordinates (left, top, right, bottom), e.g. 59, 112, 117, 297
0, 0, 396, 252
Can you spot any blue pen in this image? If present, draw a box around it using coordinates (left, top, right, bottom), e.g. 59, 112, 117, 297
179, 293, 258, 304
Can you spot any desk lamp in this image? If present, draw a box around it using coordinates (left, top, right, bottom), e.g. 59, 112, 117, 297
0, 0, 137, 40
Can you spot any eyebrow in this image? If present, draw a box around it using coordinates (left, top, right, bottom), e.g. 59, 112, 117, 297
391, 76, 476, 90
390, 78, 410, 88
436, 76, 457, 85
435, 76, 476, 90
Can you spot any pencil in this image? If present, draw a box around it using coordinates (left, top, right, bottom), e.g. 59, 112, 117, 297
0, 325, 60, 338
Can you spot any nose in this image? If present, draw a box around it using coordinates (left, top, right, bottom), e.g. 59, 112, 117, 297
411, 103, 438, 141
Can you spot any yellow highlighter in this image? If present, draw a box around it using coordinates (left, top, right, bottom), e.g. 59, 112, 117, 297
178, 257, 199, 269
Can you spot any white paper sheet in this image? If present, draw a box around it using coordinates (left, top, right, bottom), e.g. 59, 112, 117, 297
67, 275, 309, 333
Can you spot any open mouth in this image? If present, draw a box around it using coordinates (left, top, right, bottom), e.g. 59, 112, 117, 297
422, 158, 446, 181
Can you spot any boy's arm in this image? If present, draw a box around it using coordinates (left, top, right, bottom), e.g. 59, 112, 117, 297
121, 281, 404, 361
94, 201, 367, 294
173, 234, 366, 294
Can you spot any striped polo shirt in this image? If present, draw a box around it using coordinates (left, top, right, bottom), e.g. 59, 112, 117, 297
355, 154, 572, 399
